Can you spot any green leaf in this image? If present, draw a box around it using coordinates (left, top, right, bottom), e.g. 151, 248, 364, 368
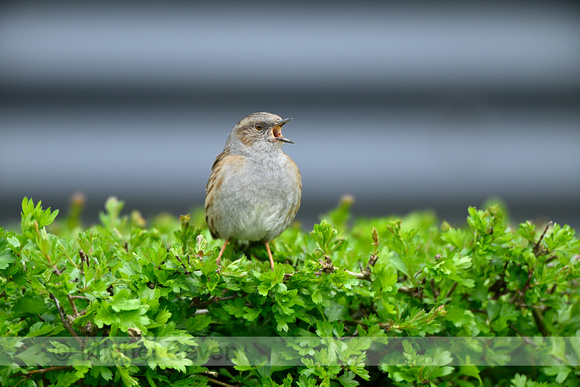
154, 308, 172, 326
232, 348, 254, 371
26, 321, 62, 337
14, 296, 48, 316
275, 314, 295, 332
186, 314, 212, 332
16, 343, 52, 366
0, 249, 15, 270
115, 366, 139, 387
312, 289, 323, 304
324, 302, 348, 322
49, 370, 83, 387
373, 264, 397, 291
510, 374, 527, 387
258, 265, 286, 296
111, 298, 142, 312
336, 371, 359, 387
543, 366, 572, 384
94, 301, 117, 327
311, 220, 344, 256
89, 366, 114, 381
243, 306, 261, 321
459, 360, 482, 384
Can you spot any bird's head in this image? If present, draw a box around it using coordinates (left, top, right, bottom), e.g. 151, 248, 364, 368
231, 112, 293, 149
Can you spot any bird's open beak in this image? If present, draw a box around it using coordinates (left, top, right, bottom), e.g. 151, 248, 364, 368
272, 118, 293, 143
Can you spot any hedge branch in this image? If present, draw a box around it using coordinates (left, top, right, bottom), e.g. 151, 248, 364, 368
206, 376, 236, 387
445, 282, 458, 299
14, 366, 72, 378
67, 294, 80, 318
532, 307, 549, 337
49, 293, 83, 347
533, 221, 553, 255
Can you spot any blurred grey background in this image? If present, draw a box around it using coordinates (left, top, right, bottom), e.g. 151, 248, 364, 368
1, 1, 579, 229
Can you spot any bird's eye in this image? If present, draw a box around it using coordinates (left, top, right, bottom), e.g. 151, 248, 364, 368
254, 123, 263, 130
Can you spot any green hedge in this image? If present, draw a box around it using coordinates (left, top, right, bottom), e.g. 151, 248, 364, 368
0, 196, 578, 386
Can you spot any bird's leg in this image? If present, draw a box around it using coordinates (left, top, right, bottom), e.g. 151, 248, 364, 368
265, 242, 275, 271
216, 239, 229, 266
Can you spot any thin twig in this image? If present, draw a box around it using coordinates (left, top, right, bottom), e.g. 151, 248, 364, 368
345, 270, 366, 279
206, 376, 236, 387
430, 278, 439, 299
445, 282, 458, 299
523, 269, 534, 291
67, 294, 80, 318
14, 366, 72, 378
69, 295, 89, 300
49, 293, 83, 347
398, 286, 413, 295
533, 221, 553, 255
345, 319, 391, 332
532, 307, 549, 337
190, 294, 242, 309
398, 286, 423, 300
332, 252, 380, 281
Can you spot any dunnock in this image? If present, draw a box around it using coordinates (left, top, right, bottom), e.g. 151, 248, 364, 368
205, 112, 302, 269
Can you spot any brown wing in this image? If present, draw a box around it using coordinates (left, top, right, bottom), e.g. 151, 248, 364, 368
204, 149, 245, 239
206, 148, 227, 191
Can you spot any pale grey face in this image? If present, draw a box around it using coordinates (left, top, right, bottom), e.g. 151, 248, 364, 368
234, 112, 293, 147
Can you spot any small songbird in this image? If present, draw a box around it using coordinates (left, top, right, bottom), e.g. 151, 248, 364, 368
205, 112, 302, 269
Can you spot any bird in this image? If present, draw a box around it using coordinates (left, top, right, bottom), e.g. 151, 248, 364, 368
204, 112, 302, 270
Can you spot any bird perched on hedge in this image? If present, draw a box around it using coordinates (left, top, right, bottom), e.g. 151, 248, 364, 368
205, 112, 302, 269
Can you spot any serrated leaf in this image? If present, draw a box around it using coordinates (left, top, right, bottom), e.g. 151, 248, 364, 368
26, 321, 61, 337
155, 308, 172, 326
324, 302, 347, 322
89, 366, 114, 381
17, 344, 52, 366
243, 307, 261, 321
336, 370, 359, 387
111, 299, 142, 312
312, 289, 323, 304
95, 303, 118, 327
14, 296, 48, 316
232, 348, 254, 371
115, 366, 139, 387
0, 250, 15, 270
